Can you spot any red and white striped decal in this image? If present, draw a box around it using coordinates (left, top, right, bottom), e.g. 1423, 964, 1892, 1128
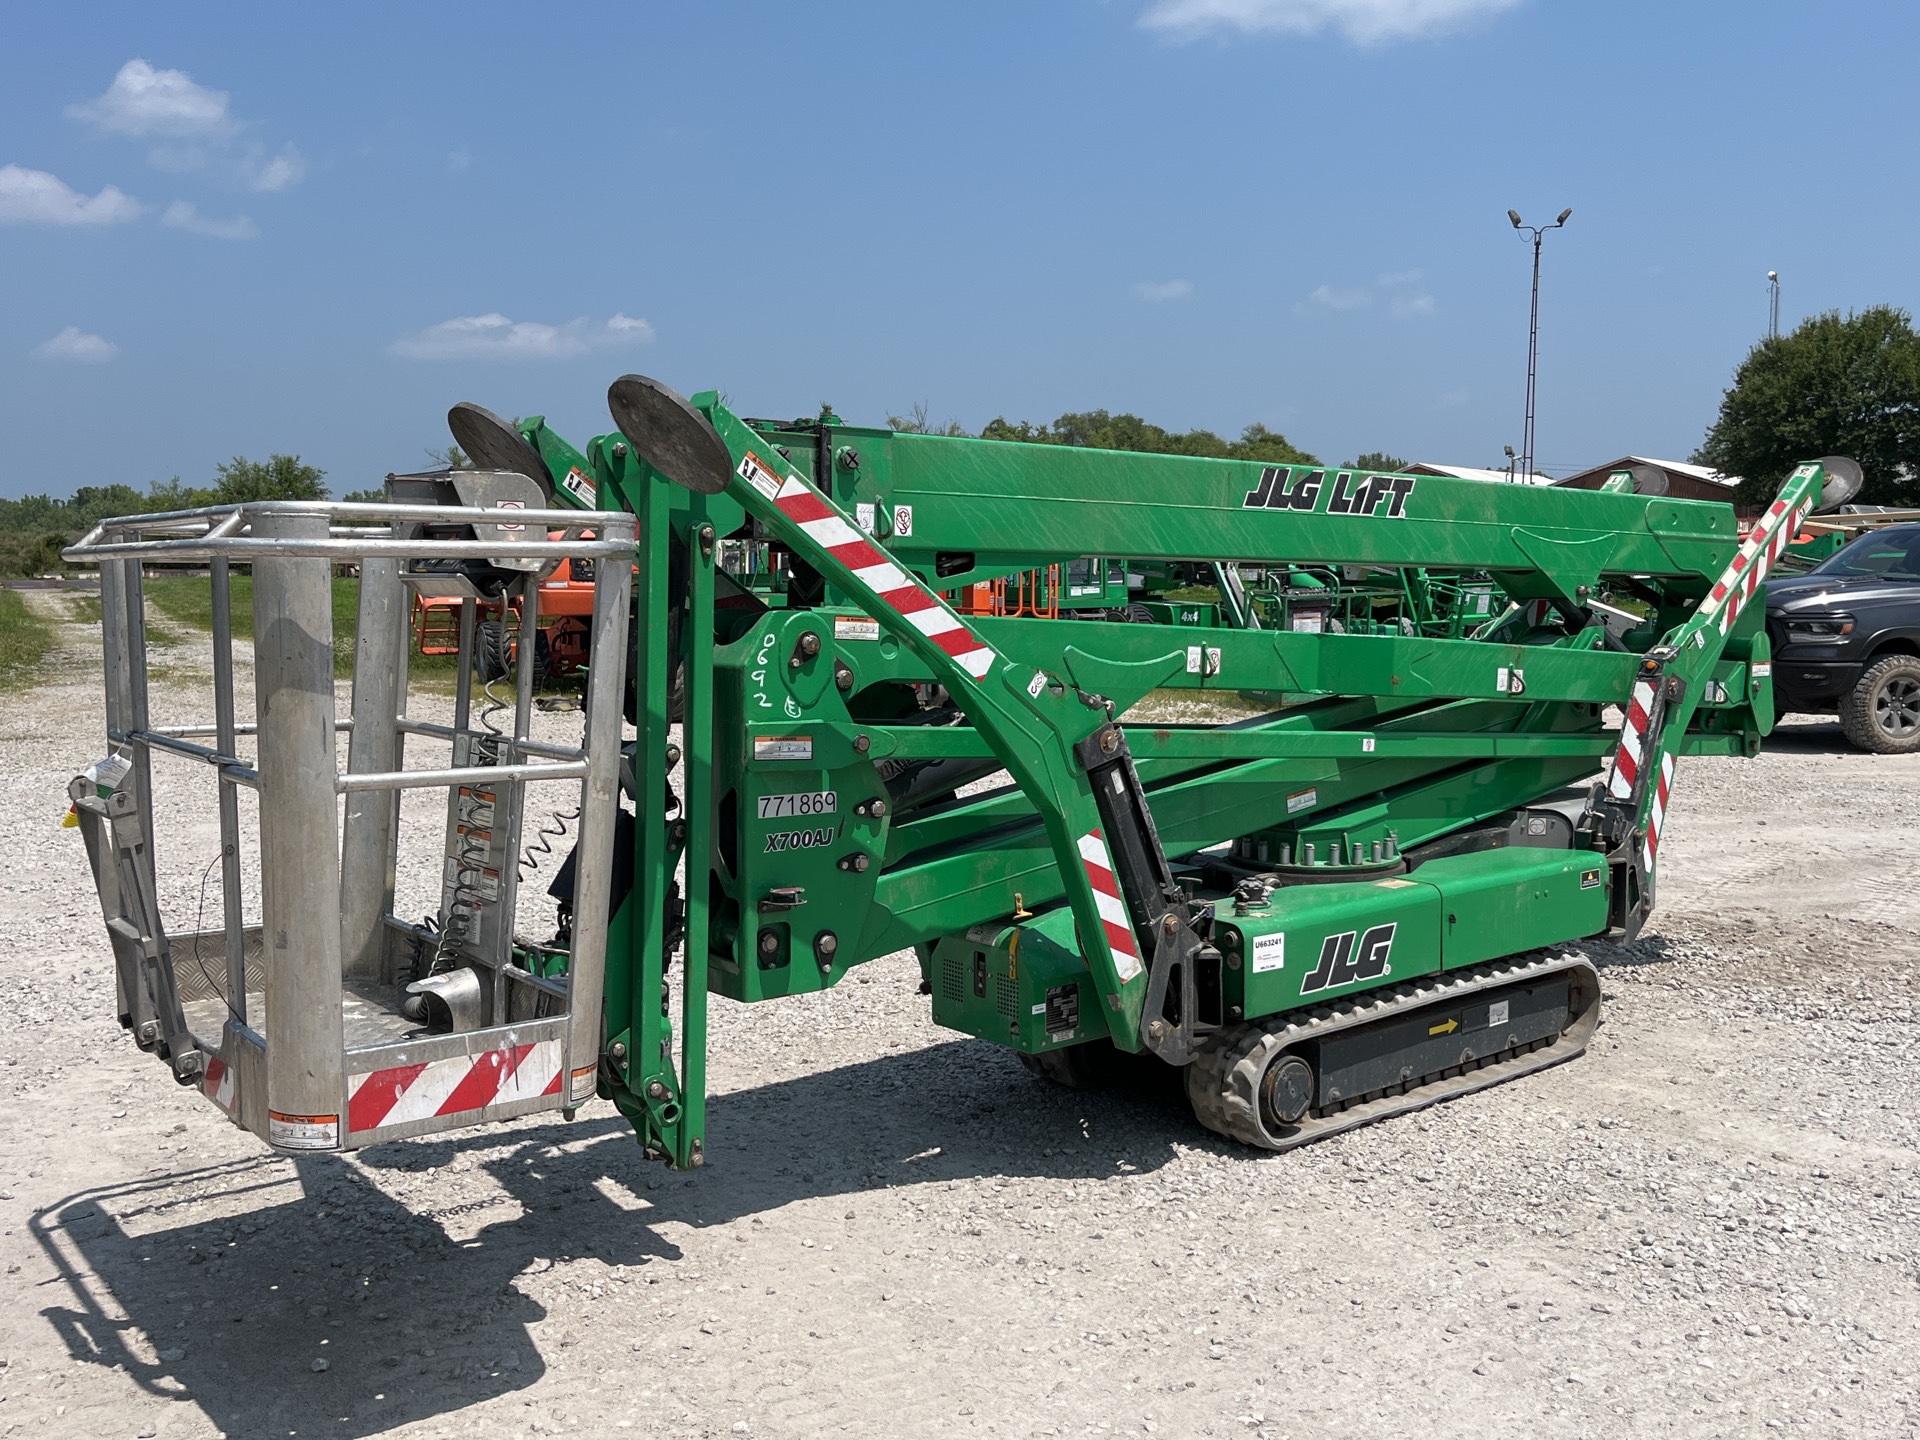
1642, 754, 1675, 870
1076, 829, 1144, 984
202, 1054, 236, 1115
1606, 677, 1659, 800
346, 1038, 563, 1135
739, 451, 998, 681
1702, 493, 1808, 636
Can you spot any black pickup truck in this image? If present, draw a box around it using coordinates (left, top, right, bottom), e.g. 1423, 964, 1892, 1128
1766, 522, 1920, 753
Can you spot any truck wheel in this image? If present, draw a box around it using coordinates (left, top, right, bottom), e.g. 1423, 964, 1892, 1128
1840, 654, 1920, 754
1125, 603, 1154, 624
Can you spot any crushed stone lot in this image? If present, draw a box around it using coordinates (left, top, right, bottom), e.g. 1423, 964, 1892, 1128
0, 590, 1915, 1440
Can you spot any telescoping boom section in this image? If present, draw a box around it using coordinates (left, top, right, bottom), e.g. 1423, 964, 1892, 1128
66, 381, 1854, 1167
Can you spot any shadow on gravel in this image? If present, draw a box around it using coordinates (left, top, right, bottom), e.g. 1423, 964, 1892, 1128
1761, 719, 1853, 754
1581, 933, 1683, 973
31, 1038, 1193, 1436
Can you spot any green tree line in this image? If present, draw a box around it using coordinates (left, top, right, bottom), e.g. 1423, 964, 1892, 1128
892, 404, 1323, 466
0, 454, 329, 576
0, 454, 329, 533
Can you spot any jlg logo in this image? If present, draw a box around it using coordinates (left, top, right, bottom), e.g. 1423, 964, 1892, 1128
1243, 466, 1321, 511
1243, 467, 1417, 519
1300, 923, 1396, 994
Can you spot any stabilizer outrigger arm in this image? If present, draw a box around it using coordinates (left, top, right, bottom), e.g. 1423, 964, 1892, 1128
606, 374, 1217, 1061
1581, 457, 1855, 939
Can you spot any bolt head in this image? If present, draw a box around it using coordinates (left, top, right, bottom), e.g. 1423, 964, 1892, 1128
758, 930, 780, 954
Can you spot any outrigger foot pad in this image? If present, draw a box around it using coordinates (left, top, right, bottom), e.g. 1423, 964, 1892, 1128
606, 374, 733, 495
448, 402, 555, 501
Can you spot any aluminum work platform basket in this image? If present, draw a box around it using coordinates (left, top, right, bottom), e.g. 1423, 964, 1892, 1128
62, 494, 636, 1152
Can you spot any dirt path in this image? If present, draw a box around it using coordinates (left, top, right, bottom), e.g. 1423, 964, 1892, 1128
0, 599, 1915, 1440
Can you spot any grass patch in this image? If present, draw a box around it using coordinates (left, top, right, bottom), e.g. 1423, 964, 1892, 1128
144, 573, 251, 635
144, 572, 491, 681
0, 588, 56, 690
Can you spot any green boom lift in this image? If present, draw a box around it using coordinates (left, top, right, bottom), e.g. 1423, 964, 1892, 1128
61, 378, 1859, 1165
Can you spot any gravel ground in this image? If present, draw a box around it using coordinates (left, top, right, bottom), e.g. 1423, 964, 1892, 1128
0, 591, 1915, 1440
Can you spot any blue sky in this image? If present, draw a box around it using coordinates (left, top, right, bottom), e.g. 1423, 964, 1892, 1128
3, 0, 1915, 498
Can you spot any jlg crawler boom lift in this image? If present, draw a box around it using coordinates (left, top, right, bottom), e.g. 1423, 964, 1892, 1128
62, 381, 1858, 1164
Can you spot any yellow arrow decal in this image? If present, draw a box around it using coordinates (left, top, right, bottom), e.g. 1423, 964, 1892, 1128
1427, 1017, 1459, 1036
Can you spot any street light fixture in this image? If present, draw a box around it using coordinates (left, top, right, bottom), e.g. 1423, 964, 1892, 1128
1509, 207, 1573, 484
1767, 271, 1780, 340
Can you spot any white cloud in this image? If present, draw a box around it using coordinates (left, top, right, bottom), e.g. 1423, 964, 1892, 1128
1308, 284, 1371, 310
243, 143, 305, 193
67, 59, 234, 139
1134, 279, 1195, 302
0, 165, 143, 226
35, 327, 118, 363
1308, 269, 1435, 317
390, 312, 656, 361
162, 200, 257, 240
1141, 0, 1522, 44
68, 59, 305, 192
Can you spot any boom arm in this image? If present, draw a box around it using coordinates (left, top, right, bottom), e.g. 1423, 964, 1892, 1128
605, 377, 1204, 1057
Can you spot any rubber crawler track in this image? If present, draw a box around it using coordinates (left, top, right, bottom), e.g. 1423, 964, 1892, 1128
1186, 951, 1602, 1151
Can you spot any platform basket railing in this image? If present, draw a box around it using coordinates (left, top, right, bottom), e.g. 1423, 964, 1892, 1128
62, 500, 635, 1152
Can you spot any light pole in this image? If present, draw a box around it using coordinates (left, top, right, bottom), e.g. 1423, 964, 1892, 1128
1508, 207, 1572, 484
1767, 270, 1780, 340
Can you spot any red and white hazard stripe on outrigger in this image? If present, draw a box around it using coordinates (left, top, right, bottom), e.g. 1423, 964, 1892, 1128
738, 451, 998, 681
737, 448, 1156, 990
1701, 491, 1809, 636
1641, 753, 1674, 871
1076, 829, 1145, 984
1606, 676, 1660, 803
1606, 477, 1809, 864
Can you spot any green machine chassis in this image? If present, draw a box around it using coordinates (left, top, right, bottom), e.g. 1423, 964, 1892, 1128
494, 376, 1839, 1165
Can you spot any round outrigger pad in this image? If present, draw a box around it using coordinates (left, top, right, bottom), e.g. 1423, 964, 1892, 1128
1813, 455, 1864, 513
448, 402, 555, 502
607, 374, 733, 495
1626, 463, 1669, 497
